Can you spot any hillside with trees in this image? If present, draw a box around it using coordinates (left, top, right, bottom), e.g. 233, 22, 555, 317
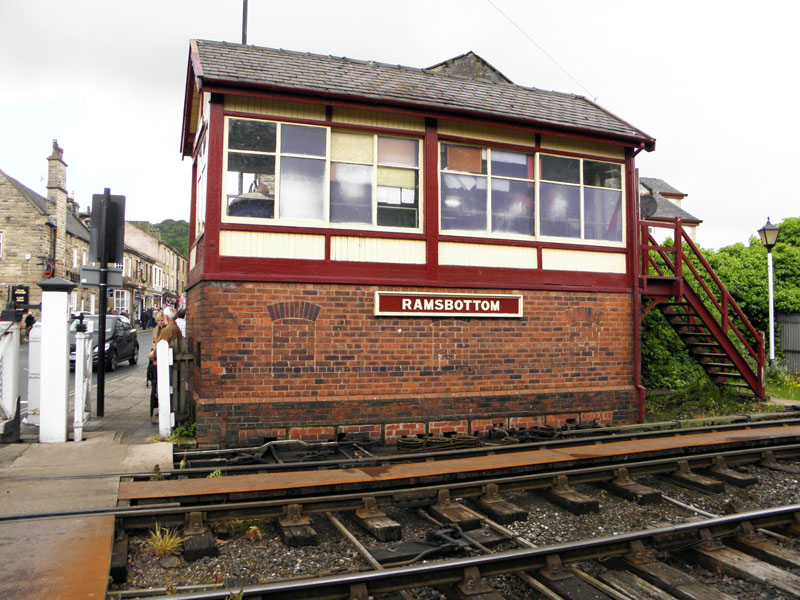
129, 219, 189, 257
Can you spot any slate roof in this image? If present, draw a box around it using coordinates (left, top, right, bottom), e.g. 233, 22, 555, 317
639, 177, 685, 197
0, 168, 91, 241
639, 180, 701, 224
189, 40, 655, 148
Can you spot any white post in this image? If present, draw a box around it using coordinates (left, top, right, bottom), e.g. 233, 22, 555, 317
26, 323, 42, 425
73, 325, 92, 442
38, 278, 75, 443
0, 322, 20, 423
768, 250, 775, 362
156, 339, 173, 438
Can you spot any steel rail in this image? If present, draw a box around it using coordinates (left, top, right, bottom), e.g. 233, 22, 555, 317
135, 504, 800, 599
3, 441, 799, 529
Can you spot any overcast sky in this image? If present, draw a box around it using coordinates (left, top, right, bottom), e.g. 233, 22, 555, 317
1, 0, 797, 250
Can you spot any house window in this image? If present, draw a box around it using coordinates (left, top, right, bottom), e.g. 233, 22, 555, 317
0, 233, 3, 258
73, 248, 78, 268
440, 144, 534, 236
540, 155, 623, 242
224, 117, 421, 229
113, 289, 129, 314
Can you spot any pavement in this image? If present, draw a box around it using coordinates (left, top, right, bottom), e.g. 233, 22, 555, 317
0, 349, 173, 516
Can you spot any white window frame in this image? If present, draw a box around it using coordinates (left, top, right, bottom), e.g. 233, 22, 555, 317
537, 153, 625, 246
73, 248, 78, 268
221, 116, 423, 233
439, 143, 536, 240
437, 143, 625, 248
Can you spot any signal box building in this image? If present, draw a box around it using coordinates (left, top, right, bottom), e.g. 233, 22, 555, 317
180, 40, 656, 447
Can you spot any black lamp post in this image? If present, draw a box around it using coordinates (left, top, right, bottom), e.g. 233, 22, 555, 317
758, 218, 780, 362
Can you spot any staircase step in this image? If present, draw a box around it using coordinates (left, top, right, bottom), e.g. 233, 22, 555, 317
701, 362, 736, 368
684, 342, 722, 347
693, 352, 728, 358
712, 372, 745, 379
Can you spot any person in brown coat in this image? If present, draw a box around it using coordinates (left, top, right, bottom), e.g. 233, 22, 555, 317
148, 307, 183, 422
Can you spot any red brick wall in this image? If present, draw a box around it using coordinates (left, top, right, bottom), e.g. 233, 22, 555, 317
188, 282, 636, 447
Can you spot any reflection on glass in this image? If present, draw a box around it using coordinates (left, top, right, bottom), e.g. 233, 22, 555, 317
491, 150, 534, 179
584, 188, 622, 241
229, 119, 276, 152
491, 179, 534, 235
279, 157, 326, 221
281, 124, 326, 157
540, 182, 580, 238
584, 161, 622, 189
540, 155, 580, 184
330, 163, 372, 224
226, 153, 276, 218
378, 137, 418, 167
441, 173, 487, 231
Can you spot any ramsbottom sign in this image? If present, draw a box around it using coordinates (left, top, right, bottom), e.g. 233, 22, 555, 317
375, 291, 522, 317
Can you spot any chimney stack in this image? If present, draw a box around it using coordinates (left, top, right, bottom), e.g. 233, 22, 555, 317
46, 140, 68, 277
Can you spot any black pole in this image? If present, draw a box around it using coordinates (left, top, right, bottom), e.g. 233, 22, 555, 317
242, 0, 248, 44
96, 188, 109, 417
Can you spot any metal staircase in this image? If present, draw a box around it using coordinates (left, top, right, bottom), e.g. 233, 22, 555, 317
639, 218, 765, 397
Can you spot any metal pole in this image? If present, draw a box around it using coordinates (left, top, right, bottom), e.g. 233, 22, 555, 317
768, 249, 775, 362
96, 189, 109, 417
242, 0, 248, 44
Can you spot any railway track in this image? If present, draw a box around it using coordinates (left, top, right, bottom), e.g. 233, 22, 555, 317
9, 421, 800, 599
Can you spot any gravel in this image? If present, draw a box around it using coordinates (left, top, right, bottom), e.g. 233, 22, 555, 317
113, 460, 800, 599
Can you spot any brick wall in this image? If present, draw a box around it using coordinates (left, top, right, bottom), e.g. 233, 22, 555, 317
188, 281, 637, 447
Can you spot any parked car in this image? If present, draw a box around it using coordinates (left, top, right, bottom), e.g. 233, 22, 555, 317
69, 315, 139, 371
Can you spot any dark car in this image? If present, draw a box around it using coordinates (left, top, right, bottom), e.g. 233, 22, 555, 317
69, 315, 139, 371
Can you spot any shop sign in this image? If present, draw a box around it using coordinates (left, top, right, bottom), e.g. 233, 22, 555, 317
375, 291, 522, 318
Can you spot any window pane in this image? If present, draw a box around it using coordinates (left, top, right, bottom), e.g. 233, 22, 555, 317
584, 188, 622, 241
377, 167, 418, 228
584, 160, 622, 189
491, 150, 534, 179
491, 179, 534, 236
279, 157, 326, 221
280, 124, 326, 156
378, 137, 418, 167
441, 144, 486, 174
540, 182, 580, 238
228, 119, 276, 152
440, 173, 487, 231
226, 153, 276, 218
540, 155, 579, 184
331, 131, 373, 163
330, 163, 372, 224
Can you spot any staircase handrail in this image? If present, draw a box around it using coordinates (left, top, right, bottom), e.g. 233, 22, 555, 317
639, 218, 764, 367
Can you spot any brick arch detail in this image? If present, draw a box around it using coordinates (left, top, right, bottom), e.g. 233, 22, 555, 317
267, 301, 321, 322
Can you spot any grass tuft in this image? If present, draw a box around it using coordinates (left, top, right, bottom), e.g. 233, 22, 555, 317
147, 523, 185, 557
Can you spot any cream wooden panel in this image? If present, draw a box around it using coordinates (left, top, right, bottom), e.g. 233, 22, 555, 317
541, 248, 626, 273
332, 107, 425, 131
189, 246, 197, 270
438, 120, 535, 147
439, 242, 537, 269
540, 134, 624, 159
224, 96, 326, 120
219, 230, 325, 260
330, 237, 426, 264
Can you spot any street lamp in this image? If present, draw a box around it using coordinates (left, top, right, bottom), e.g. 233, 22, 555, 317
758, 218, 780, 362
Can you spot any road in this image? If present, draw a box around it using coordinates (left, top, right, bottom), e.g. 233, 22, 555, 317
17, 328, 155, 405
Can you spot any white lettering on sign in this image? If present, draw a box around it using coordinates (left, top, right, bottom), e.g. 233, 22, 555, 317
375, 291, 522, 318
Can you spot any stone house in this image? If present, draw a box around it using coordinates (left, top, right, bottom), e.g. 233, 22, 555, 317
0, 140, 94, 318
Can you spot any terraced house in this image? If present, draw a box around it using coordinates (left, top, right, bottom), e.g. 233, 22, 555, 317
179, 40, 690, 447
